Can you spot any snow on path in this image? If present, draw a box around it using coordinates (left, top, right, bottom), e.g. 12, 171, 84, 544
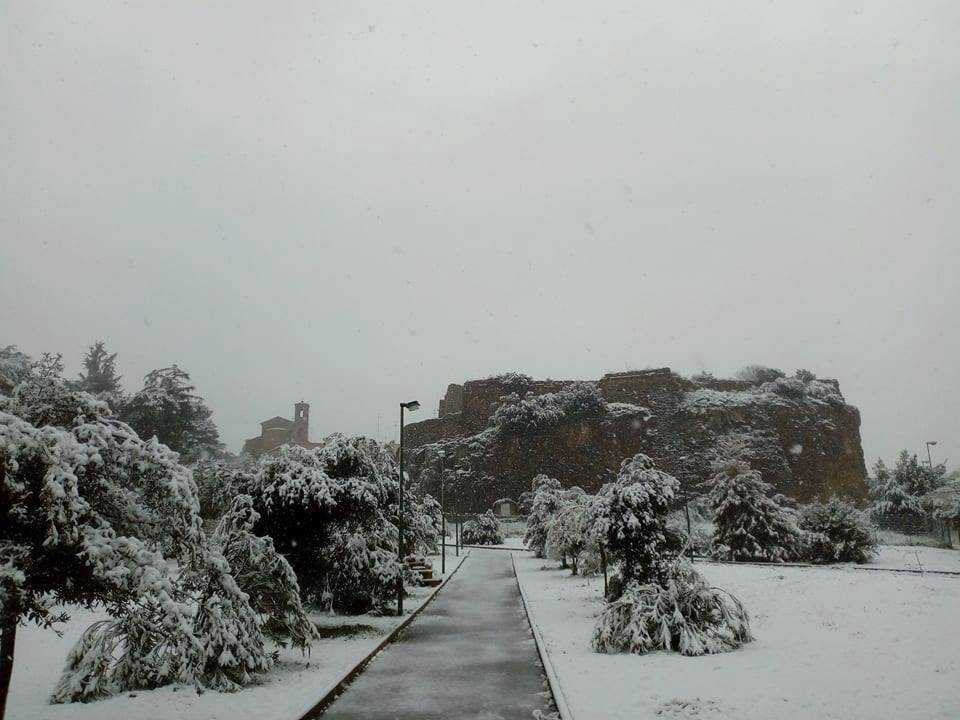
319, 548, 555, 719
6, 549, 464, 720
515, 554, 960, 720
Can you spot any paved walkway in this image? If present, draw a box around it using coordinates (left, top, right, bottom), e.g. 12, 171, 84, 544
319, 550, 555, 719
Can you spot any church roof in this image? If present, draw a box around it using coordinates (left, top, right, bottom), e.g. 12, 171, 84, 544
260, 415, 293, 428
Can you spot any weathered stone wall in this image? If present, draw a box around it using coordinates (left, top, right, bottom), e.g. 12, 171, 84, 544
407, 368, 868, 512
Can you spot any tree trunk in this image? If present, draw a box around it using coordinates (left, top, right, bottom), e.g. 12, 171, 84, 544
0, 619, 17, 720
600, 548, 608, 597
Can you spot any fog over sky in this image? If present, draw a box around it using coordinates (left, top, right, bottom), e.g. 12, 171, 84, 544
2, 2, 957, 469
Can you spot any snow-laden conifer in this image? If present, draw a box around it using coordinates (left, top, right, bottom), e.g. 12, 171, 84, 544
523, 474, 563, 557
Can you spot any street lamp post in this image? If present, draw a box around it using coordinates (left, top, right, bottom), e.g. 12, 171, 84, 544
397, 400, 420, 617
437, 451, 446, 575
926, 441, 938, 468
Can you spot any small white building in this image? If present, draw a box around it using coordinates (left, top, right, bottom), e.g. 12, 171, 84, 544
492, 498, 519, 517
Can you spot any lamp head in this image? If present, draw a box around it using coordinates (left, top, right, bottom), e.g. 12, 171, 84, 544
402, 400, 421, 412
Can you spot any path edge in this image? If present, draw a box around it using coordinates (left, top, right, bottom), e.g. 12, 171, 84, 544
296, 551, 470, 720
511, 552, 574, 720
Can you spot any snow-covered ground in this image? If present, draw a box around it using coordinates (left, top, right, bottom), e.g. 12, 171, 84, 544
870, 544, 959, 572
515, 553, 960, 720
7, 549, 466, 720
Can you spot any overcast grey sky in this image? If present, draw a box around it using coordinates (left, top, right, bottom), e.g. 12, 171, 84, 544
2, 1, 957, 469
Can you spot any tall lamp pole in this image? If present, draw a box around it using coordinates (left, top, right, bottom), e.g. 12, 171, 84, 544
437, 451, 446, 575
397, 400, 420, 617
926, 440, 938, 468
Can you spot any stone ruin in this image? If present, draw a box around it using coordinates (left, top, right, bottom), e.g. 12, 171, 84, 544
405, 368, 868, 513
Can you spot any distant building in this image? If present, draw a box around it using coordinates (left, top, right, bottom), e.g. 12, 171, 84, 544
492, 498, 519, 517
242, 402, 321, 457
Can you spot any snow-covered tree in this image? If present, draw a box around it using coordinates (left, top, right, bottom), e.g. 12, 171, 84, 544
121, 365, 222, 462
523, 474, 563, 557
706, 445, 803, 562
212, 495, 317, 650
0, 346, 31, 394
801, 498, 877, 564
592, 454, 753, 658
73, 341, 123, 407
402, 493, 443, 556
461, 510, 504, 545
1, 358, 275, 712
870, 457, 925, 531
247, 437, 403, 614
194, 459, 254, 520
546, 495, 589, 573
592, 560, 752, 656
605, 454, 683, 585
489, 382, 605, 435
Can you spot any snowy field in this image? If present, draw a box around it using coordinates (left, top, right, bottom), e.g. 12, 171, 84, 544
7, 550, 466, 720
515, 553, 960, 720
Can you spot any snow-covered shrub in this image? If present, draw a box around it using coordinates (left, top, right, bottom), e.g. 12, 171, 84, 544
1, 357, 274, 703
489, 372, 534, 394
213, 495, 318, 649
194, 459, 252, 520
706, 444, 804, 562
734, 365, 785, 383
0, 345, 31, 393
247, 437, 403, 614
763, 376, 807, 400
592, 560, 752, 657
490, 382, 605, 435
605, 454, 684, 584
800, 498, 877, 564
523, 474, 563, 557
461, 510, 504, 545
794, 368, 817, 383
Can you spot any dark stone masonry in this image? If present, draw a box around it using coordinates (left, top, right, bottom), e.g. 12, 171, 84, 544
406, 368, 868, 513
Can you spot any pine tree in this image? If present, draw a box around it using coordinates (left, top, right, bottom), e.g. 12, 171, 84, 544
707, 452, 803, 562
801, 498, 877, 563
75, 341, 123, 398
121, 365, 222, 462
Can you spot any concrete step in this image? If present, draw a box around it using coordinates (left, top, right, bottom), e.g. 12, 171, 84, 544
421, 577, 442, 587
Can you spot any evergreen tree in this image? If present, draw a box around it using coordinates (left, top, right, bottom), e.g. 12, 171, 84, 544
122, 365, 222, 462
871, 457, 925, 531
523, 474, 563, 558
75, 341, 123, 398
461, 510, 504, 546
801, 498, 877, 563
1, 356, 275, 712
707, 449, 803, 562
604, 454, 683, 584
592, 454, 752, 658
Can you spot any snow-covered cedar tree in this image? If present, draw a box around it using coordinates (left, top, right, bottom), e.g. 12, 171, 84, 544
1, 356, 274, 710
800, 498, 877, 564
120, 365, 223, 463
734, 365, 785, 383
592, 559, 752, 657
461, 510, 504, 545
523, 474, 563, 557
71, 340, 125, 411
212, 495, 318, 649
706, 441, 804, 562
870, 456, 927, 532
247, 436, 403, 614
489, 382, 605, 435
604, 454, 684, 585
